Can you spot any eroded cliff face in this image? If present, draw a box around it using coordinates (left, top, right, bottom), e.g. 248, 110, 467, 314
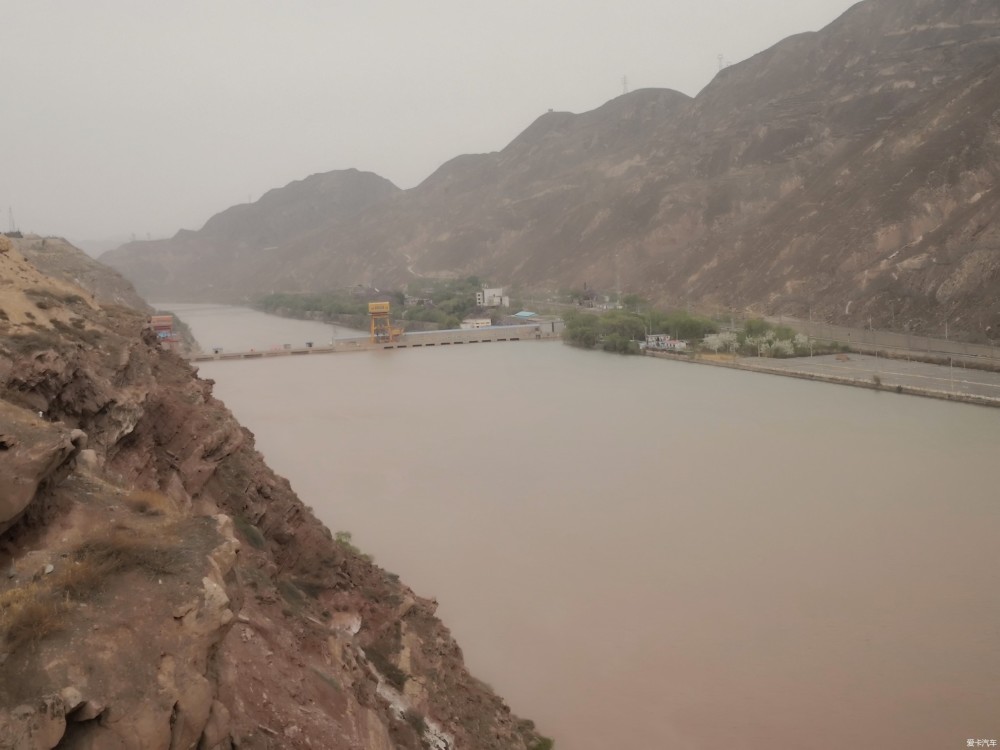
0, 237, 548, 749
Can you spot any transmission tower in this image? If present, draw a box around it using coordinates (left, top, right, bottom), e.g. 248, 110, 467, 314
622, 75, 629, 95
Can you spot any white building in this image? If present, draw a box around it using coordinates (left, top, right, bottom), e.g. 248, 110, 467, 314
460, 317, 493, 329
645, 334, 687, 351
476, 287, 510, 308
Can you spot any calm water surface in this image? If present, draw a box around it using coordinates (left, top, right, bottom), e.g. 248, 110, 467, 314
177, 305, 1000, 750
154, 302, 359, 352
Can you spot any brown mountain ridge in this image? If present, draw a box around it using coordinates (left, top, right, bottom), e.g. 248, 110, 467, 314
101, 0, 1000, 338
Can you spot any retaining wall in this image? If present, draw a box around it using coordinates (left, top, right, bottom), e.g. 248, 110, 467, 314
645, 351, 1000, 409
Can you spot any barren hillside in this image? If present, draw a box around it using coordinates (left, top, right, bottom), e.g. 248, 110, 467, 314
101, 169, 400, 302
103, 0, 1000, 338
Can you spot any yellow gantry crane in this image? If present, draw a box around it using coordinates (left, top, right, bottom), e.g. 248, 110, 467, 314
369, 301, 404, 343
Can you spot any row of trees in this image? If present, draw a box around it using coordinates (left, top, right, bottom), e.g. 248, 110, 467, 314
563, 308, 720, 354
563, 303, 842, 359
255, 291, 373, 319
702, 319, 846, 358
254, 277, 501, 331
563, 310, 644, 353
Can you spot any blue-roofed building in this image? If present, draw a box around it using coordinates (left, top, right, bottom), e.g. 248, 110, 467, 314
501, 311, 564, 335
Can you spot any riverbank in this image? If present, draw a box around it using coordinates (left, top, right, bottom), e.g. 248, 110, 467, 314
647, 350, 1000, 408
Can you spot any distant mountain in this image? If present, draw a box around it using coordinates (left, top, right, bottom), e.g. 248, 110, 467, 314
102, 0, 1000, 337
13, 235, 148, 310
100, 169, 400, 302
70, 235, 136, 259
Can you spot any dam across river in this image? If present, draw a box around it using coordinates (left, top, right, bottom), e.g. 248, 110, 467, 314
187, 322, 561, 362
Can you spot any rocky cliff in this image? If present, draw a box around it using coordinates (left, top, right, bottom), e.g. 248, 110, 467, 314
0, 235, 549, 749
101, 0, 1000, 339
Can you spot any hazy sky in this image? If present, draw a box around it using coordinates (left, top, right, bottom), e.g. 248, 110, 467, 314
1, 0, 858, 245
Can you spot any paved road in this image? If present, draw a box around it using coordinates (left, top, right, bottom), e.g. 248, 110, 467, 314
749, 353, 1000, 401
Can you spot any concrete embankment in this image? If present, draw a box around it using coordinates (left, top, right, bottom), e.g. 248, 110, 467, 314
646, 351, 1000, 409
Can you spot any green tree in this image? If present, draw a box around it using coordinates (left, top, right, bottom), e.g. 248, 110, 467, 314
647, 310, 718, 340
621, 293, 647, 311
563, 310, 601, 348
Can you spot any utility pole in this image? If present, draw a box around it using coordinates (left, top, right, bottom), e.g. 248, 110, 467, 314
615, 254, 622, 308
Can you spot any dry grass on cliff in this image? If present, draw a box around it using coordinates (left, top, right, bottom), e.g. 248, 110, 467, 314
0, 524, 190, 650
75, 526, 187, 579
54, 528, 184, 597
0, 582, 70, 650
122, 489, 177, 517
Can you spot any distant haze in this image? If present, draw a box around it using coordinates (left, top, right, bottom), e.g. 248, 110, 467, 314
1, 0, 855, 243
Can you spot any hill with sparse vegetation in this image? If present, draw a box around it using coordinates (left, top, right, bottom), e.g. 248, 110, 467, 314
103, 0, 1000, 341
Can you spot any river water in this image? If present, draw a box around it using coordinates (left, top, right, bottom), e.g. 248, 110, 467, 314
173, 304, 1000, 750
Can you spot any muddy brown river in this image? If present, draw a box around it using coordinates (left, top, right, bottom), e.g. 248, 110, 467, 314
168, 303, 1000, 750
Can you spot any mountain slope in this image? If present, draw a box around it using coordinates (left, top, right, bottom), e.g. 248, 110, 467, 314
103, 0, 1000, 336
100, 169, 400, 302
12, 235, 148, 310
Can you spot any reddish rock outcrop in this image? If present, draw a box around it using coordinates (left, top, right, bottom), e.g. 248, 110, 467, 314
0, 402, 74, 535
